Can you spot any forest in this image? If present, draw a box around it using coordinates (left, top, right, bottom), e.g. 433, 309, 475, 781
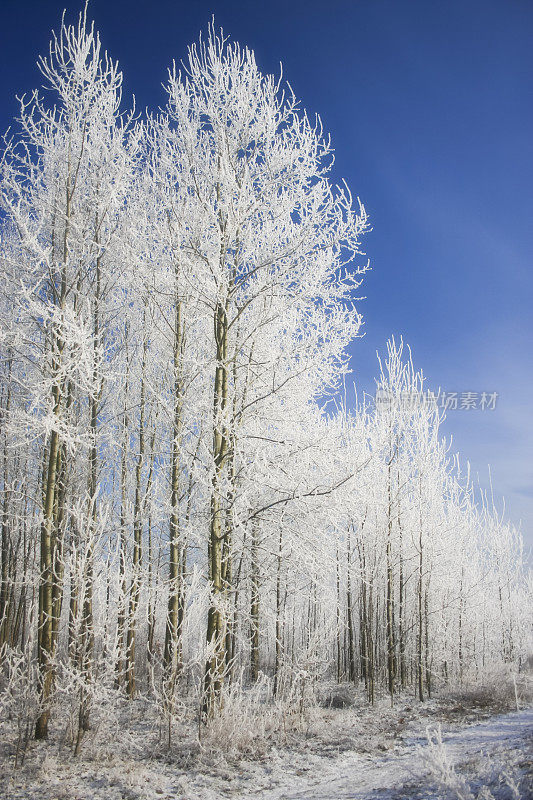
0, 9, 530, 798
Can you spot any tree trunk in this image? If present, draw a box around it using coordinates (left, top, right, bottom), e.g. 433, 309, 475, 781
164, 298, 185, 686
203, 299, 230, 720
250, 523, 260, 683
126, 311, 147, 698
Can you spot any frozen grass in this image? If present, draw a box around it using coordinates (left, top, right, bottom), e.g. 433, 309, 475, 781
1, 678, 531, 800
423, 717, 532, 800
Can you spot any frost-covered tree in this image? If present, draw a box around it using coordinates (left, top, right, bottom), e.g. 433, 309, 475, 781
0, 8, 139, 738
0, 8, 529, 756
159, 24, 368, 716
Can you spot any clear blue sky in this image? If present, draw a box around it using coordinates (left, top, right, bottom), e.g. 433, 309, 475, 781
1, 0, 532, 546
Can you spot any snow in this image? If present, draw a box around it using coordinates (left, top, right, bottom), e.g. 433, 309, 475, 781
2, 706, 531, 800
239, 707, 533, 799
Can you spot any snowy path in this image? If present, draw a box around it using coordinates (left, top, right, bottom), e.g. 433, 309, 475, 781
2, 707, 531, 799
242, 707, 533, 800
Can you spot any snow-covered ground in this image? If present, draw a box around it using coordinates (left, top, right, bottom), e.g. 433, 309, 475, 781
237, 707, 533, 800
2, 703, 531, 799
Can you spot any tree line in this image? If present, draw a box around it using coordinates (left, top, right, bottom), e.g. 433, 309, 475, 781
0, 10, 529, 752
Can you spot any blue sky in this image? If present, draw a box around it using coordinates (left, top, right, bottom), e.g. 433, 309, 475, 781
1, 0, 532, 546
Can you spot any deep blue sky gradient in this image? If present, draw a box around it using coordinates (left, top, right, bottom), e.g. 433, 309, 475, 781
1, 0, 532, 544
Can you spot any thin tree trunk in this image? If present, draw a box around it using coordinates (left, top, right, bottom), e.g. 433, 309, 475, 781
116, 340, 130, 689
417, 476, 424, 702
203, 298, 230, 720
386, 459, 396, 703
346, 529, 356, 683
250, 523, 260, 683
126, 310, 147, 698
274, 528, 284, 696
